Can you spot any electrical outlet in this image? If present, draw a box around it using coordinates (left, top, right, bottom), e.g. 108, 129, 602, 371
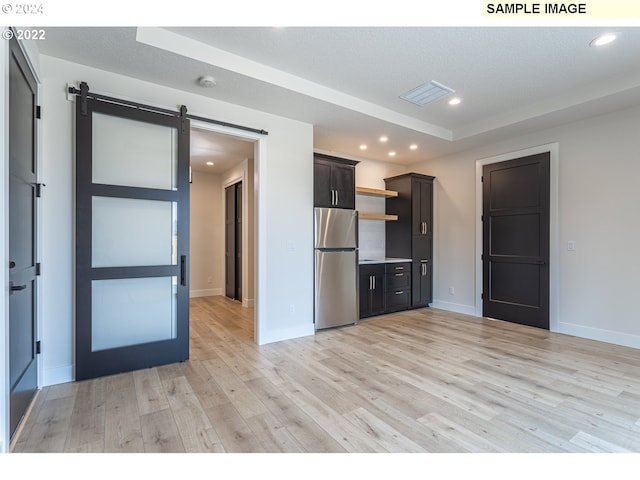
568, 240, 576, 251
289, 304, 296, 315
207, 276, 213, 284
449, 287, 455, 295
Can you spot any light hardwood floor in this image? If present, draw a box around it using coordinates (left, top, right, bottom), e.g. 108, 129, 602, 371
11, 296, 640, 453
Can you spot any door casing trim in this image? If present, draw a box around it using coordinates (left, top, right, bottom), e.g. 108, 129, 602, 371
475, 143, 559, 332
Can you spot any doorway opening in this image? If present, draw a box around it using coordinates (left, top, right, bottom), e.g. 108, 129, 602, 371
189, 124, 258, 340
475, 143, 559, 332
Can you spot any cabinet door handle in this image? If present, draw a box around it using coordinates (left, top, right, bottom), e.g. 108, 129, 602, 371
373, 276, 376, 290
335, 190, 339, 205
369, 275, 372, 290
395, 273, 403, 277
395, 266, 404, 270
395, 291, 404, 295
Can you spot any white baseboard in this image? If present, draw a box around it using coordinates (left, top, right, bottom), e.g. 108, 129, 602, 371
42, 364, 74, 387
243, 298, 255, 308
558, 322, 640, 350
257, 324, 315, 345
430, 300, 477, 316
190, 288, 222, 298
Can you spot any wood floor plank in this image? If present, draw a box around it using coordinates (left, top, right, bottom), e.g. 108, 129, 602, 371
133, 368, 170, 416
140, 409, 185, 453
202, 358, 268, 419
418, 412, 504, 453
13, 295, 640, 453
343, 407, 426, 453
162, 375, 225, 452
63, 378, 106, 452
104, 373, 144, 452
570, 430, 631, 453
11, 396, 75, 453
245, 376, 347, 452
243, 412, 306, 453
276, 377, 388, 452
202, 401, 262, 452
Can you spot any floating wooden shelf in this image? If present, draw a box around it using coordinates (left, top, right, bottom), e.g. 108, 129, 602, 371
356, 186, 398, 198
359, 213, 398, 221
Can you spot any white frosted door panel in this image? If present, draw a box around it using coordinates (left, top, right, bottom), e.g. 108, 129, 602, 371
92, 196, 177, 268
91, 276, 177, 351
92, 112, 177, 190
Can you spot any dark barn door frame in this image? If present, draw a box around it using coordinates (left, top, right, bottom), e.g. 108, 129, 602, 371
475, 144, 559, 331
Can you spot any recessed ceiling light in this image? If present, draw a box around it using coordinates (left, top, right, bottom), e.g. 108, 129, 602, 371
410, 144, 418, 150
206, 161, 214, 166
379, 136, 388, 142
590, 33, 617, 47
359, 144, 367, 150
448, 97, 462, 106
388, 151, 396, 157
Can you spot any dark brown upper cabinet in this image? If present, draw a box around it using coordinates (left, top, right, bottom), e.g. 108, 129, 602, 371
314, 153, 358, 209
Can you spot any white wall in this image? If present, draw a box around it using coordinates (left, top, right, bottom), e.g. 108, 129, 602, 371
38, 55, 314, 385
410, 104, 640, 348
189, 170, 223, 297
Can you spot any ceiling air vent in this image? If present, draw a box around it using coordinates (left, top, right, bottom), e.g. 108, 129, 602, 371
400, 80, 455, 106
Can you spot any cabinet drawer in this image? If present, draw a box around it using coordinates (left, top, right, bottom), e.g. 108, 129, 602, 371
385, 289, 410, 311
386, 271, 410, 289
385, 262, 411, 289
385, 262, 411, 273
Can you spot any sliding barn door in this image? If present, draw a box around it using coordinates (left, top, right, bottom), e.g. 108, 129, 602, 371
75, 95, 190, 380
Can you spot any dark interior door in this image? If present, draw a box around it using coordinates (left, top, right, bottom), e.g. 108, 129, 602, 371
482, 152, 550, 329
8, 35, 39, 438
236, 182, 242, 301
225, 182, 242, 301
75, 92, 190, 381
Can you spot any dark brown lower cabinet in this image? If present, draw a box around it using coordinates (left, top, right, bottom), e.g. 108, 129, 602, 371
359, 262, 411, 318
359, 264, 385, 318
413, 259, 432, 306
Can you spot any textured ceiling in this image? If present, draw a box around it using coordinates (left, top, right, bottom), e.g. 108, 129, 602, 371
34, 26, 640, 165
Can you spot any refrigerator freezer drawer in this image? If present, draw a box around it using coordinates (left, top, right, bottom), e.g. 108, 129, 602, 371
314, 249, 359, 330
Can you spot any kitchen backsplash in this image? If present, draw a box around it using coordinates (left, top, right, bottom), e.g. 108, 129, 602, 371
356, 194, 385, 260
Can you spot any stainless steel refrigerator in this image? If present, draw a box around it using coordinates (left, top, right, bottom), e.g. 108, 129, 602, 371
314, 207, 359, 330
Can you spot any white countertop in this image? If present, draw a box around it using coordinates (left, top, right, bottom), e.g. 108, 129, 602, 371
359, 257, 412, 264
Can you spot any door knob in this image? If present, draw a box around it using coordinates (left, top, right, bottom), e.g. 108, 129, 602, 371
9, 260, 16, 269
10, 283, 27, 291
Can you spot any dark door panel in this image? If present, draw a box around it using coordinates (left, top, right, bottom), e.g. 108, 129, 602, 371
225, 182, 242, 301
412, 236, 431, 262
313, 160, 332, 207
225, 184, 236, 299
483, 153, 550, 329
9, 35, 39, 438
331, 163, 355, 209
